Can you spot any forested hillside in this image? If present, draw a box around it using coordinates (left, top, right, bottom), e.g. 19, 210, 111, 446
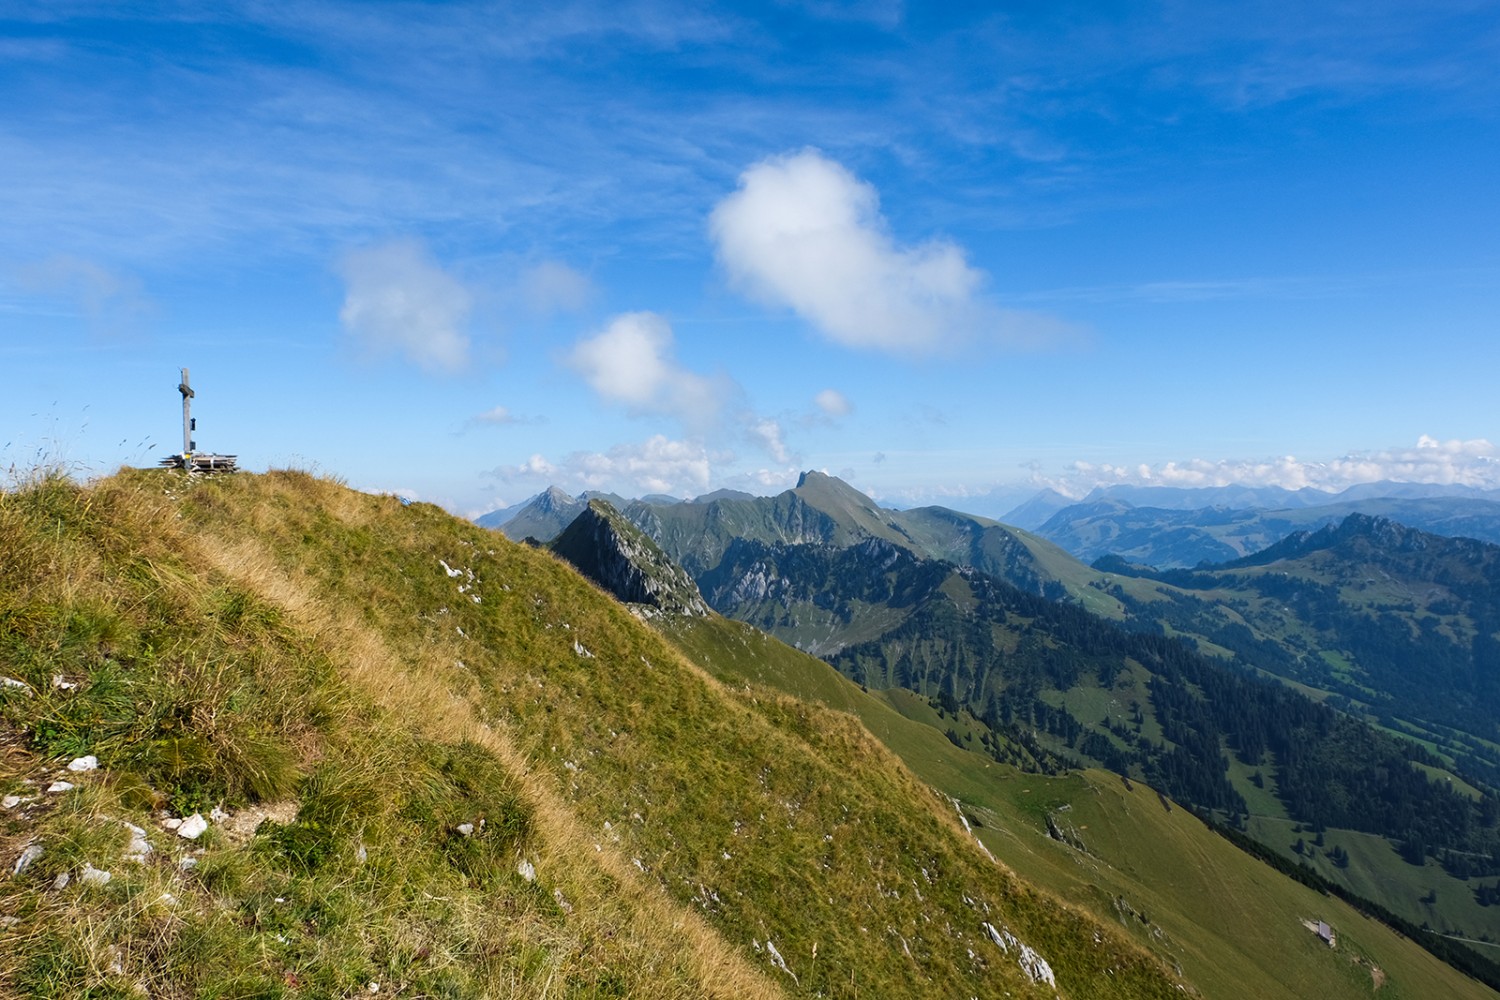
1101, 515, 1500, 791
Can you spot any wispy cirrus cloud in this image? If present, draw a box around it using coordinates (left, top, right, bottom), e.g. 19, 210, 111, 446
1174, 3, 1500, 111
1010, 270, 1457, 306
5, 2, 1492, 279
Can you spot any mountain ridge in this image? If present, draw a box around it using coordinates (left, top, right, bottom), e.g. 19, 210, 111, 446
1036, 494, 1500, 568
549, 499, 710, 616
486, 472, 1083, 606
477, 471, 1500, 995
566, 482, 1500, 955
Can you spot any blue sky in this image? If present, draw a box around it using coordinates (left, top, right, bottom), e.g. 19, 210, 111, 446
3, 1, 1498, 516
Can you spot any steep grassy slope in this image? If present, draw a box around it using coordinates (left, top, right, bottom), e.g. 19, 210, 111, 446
661, 615, 1499, 999
1, 469, 1183, 999
1, 471, 774, 1000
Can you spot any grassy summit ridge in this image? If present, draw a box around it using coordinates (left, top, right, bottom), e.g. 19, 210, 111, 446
2, 470, 772, 999
1, 469, 1182, 999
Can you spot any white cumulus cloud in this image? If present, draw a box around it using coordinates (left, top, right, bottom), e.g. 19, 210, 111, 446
519, 453, 556, 477
711, 149, 1005, 354
566, 311, 723, 428
814, 388, 852, 417
1043, 436, 1500, 496
499, 435, 723, 497
338, 238, 473, 373
749, 418, 791, 463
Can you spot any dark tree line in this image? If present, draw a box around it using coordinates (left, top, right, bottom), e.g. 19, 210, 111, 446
1103, 515, 1500, 778
806, 545, 1500, 862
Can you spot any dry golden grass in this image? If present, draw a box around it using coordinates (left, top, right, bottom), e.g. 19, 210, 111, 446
199, 534, 785, 1000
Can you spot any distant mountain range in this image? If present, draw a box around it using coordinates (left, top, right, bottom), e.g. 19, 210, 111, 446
1000, 483, 1373, 532
488, 478, 1500, 567
481, 475, 1500, 610
1022, 479, 1500, 516
998, 482, 1500, 568
1035, 495, 1500, 568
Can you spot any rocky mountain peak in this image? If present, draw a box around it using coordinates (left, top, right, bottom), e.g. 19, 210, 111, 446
538, 486, 578, 512
549, 499, 709, 617
792, 469, 885, 514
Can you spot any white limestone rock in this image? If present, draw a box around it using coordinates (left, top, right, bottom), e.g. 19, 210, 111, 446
12, 843, 43, 875
80, 864, 112, 887
176, 813, 209, 840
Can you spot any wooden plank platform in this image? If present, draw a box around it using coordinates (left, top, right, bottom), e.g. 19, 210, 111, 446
159, 453, 238, 473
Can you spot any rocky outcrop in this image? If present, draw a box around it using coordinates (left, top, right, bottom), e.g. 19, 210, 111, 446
550, 500, 710, 616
